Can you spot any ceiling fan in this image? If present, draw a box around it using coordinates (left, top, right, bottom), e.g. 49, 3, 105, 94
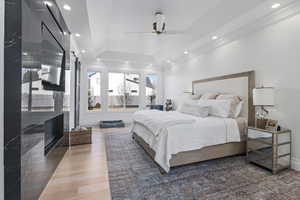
126, 11, 184, 36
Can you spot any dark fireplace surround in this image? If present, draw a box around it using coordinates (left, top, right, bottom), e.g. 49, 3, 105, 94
44, 114, 64, 155
4, 0, 70, 199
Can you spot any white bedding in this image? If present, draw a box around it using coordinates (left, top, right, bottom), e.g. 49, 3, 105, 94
131, 111, 243, 172
133, 110, 196, 136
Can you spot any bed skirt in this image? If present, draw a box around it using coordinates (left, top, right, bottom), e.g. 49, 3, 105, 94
132, 132, 246, 173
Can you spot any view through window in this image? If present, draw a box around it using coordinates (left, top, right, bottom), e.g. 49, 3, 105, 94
108, 72, 140, 110
146, 74, 157, 106
88, 72, 101, 111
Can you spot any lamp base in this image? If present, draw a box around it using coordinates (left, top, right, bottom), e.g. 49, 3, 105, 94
255, 117, 268, 129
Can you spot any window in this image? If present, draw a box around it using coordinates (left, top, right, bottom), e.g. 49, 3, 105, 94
146, 74, 158, 106
108, 72, 140, 110
88, 72, 101, 111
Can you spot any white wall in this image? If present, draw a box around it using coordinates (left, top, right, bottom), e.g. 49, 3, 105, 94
80, 62, 164, 126
0, 0, 4, 198
164, 14, 300, 171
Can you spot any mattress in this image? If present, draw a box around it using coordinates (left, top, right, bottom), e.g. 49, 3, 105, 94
131, 116, 247, 172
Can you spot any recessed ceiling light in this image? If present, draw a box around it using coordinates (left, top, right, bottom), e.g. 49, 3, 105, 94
184, 51, 189, 55
166, 60, 171, 63
212, 36, 218, 40
271, 3, 281, 9
96, 58, 101, 61
63, 4, 71, 11
43, 1, 53, 7
81, 50, 86, 53
75, 33, 81, 37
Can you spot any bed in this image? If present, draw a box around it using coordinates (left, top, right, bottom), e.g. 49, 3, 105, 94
131, 71, 255, 173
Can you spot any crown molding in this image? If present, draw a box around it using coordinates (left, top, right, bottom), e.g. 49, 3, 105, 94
172, 0, 300, 63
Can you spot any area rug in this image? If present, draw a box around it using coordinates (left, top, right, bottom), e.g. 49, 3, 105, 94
105, 132, 300, 200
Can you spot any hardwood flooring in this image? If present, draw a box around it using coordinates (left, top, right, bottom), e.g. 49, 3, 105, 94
40, 127, 130, 200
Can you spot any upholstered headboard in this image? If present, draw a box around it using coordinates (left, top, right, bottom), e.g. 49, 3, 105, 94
192, 71, 255, 126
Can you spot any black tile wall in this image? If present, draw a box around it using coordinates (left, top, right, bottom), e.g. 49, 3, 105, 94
4, 0, 70, 199
4, 0, 22, 199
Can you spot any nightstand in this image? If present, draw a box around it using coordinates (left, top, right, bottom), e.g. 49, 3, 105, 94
246, 126, 292, 174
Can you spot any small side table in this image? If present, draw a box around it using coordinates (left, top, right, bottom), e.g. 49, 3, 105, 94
246, 126, 292, 174
70, 127, 92, 146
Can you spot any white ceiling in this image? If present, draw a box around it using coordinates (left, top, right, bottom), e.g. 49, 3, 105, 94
56, 0, 295, 65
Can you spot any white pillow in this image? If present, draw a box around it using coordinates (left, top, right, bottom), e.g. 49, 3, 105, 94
198, 99, 235, 118
177, 100, 198, 111
200, 92, 219, 100
178, 103, 209, 118
216, 94, 241, 105
234, 101, 243, 118
217, 94, 243, 118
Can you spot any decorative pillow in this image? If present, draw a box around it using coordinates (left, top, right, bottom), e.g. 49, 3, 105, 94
216, 94, 242, 118
200, 92, 219, 100
178, 103, 209, 118
198, 99, 236, 118
216, 94, 241, 104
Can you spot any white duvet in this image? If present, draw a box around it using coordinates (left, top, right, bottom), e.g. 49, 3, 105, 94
131, 110, 241, 172
133, 110, 196, 136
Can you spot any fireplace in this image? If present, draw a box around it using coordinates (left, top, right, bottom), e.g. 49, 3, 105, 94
44, 114, 64, 154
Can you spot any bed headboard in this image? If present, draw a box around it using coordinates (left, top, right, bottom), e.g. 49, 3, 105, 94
192, 71, 255, 126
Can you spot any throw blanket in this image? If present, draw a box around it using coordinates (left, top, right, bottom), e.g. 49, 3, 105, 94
133, 110, 196, 136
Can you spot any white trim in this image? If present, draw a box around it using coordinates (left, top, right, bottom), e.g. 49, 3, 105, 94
292, 157, 300, 171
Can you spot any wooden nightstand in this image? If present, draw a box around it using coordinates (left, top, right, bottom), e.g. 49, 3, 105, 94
246, 126, 292, 174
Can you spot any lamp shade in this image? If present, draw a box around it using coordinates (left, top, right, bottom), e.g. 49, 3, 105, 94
253, 87, 275, 106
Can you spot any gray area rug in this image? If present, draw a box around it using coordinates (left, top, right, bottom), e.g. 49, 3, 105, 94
105, 132, 300, 200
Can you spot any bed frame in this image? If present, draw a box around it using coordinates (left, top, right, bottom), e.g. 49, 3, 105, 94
133, 71, 255, 173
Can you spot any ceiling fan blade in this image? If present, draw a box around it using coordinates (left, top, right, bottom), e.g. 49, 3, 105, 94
125, 32, 155, 35
164, 30, 185, 35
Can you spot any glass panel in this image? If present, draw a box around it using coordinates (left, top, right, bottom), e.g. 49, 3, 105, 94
125, 73, 139, 109
31, 80, 54, 112
146, 74, 157, 106
88, 72, 101, 111
22, 68, 55, 112
22, 68, 31, 112
108, 73, 125, 110
64, 70, 71, 111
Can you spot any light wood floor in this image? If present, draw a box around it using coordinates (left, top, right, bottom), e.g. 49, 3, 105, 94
40, 127, 130, 200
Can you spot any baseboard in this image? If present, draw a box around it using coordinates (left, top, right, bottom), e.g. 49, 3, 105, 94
292, 157, 300, 171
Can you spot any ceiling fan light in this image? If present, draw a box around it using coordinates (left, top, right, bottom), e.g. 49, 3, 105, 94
43, 1, 53, 7
63, 4, 71, 11
271, 3, 281, 9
